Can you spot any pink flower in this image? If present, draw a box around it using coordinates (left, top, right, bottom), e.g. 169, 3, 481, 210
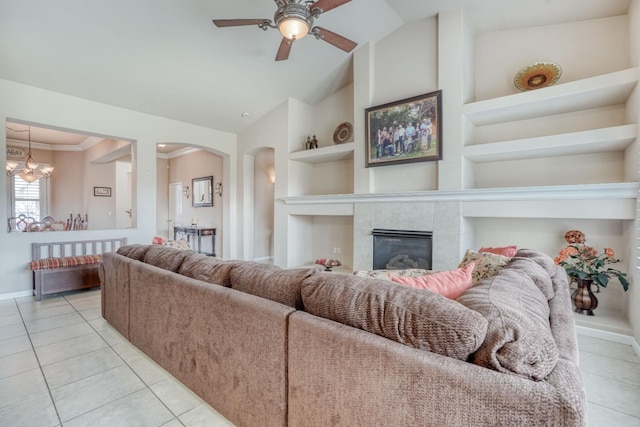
564, 230, 586, 244
605, 248, 614, 258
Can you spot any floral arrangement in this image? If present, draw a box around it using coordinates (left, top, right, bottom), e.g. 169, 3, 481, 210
315, 258, 342, 271
554, 230, 628, 291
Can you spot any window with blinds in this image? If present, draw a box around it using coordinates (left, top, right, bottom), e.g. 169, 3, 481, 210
13, 176, 41, 221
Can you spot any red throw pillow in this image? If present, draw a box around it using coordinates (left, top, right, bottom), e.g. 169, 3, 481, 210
392, 262, 475, 300
479, 245, 517, 257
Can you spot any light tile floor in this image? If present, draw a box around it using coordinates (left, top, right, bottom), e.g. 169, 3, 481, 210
0, 289, 233, 427
1, 288, 639, 426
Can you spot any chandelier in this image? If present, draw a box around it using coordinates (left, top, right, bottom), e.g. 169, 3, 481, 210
6, 126, 54, 183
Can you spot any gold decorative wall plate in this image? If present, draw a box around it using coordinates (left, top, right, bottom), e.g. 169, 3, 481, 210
514, 62, 562, 91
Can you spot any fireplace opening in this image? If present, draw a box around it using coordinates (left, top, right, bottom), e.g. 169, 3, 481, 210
372, 229, 432, 270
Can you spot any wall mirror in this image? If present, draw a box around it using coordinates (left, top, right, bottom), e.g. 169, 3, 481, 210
192, 176, 213, 207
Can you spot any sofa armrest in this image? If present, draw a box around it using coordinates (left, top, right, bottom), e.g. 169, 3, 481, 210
128, 261, 294, 427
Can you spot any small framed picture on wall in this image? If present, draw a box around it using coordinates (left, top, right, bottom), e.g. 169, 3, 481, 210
93, 186, 112, 197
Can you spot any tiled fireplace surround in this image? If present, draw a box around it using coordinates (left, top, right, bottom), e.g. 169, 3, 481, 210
353, 201, 463, 272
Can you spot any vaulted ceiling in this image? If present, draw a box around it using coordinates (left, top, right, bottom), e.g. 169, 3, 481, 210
0, 0, 631, 136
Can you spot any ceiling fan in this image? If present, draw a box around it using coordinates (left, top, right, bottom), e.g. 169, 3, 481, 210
212, 0, 357, 61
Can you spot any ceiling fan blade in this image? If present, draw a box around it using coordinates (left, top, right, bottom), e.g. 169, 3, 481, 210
314, 27, 357, 52
309, 0, 351, 14
212, 19, 269, 28
275, 37, 293, 61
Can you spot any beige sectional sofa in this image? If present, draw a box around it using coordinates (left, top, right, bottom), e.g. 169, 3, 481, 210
101, 245, 587, 427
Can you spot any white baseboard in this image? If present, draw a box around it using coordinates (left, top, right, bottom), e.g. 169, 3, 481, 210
576, 325, 640, 359
253, 256, 274, 263
0, 290, 33, 301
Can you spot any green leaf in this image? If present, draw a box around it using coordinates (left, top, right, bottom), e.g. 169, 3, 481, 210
617, 274, 630, 292
596, 274, 609, 288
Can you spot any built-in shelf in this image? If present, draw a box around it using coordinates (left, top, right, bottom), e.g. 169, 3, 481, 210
463, 68, 639, 126
289, 142, 355, 164
280, 183, 639, 204
574, 309, 633, 337
463, 124, 637, 163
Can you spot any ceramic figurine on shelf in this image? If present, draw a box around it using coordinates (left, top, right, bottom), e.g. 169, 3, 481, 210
311, 135, 318, 149
305, 136, 312, 150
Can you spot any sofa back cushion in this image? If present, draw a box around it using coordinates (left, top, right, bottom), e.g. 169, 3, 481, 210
178, 253, 238, 287
117, 244, 151, 261
230, 264, 319, 309
457, 266, 559, 381
143, 245, 193, 272
301, 273, 488, 360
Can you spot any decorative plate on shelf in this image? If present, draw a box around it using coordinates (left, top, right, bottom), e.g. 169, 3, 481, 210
333, 122, 353, 144
513, 62, 562, 91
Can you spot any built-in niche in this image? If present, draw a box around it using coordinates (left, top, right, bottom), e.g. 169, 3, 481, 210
5, 120, 135, 231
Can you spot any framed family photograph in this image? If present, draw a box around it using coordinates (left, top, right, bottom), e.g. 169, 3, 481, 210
365, 90, 442, 167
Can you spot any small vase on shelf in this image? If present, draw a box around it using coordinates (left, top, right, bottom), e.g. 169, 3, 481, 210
572, 278, 598, 316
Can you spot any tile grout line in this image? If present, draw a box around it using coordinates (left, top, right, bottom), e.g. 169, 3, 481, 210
16, 297, 64, 427
74, 292, 186, 426
588, 401, 640, 422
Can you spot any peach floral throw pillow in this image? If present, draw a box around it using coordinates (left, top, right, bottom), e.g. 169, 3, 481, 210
392, 262, 475, 299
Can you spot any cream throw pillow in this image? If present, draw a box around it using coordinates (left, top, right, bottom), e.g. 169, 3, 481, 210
458, 249, 511, 284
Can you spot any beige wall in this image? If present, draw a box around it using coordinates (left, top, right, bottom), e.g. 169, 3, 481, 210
50, 151, 84, 220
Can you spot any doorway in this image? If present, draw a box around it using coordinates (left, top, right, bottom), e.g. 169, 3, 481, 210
168, 182, 183, 239
252, 148, 275, 262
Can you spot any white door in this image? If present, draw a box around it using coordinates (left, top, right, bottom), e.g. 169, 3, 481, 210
168, 182, 183, 239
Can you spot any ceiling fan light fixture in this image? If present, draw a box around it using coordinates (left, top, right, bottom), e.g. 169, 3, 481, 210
278, 17, 309, 40
213, 0, 355, 61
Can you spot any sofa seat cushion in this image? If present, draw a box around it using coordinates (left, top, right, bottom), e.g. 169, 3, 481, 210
143, 245, 193, 272
117, 244, 151, 261
30, 254, 102, 270
230, 264, 319, 310
457, 266, 559, 381
178, 253, 239, 287
301, 273, 488, 360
